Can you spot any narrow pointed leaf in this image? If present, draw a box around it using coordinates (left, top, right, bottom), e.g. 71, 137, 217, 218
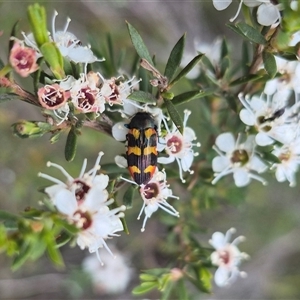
65, 127, 78, 162
262, 51, 277, 78
164, 33, 186, 81
123, 185, 137, 209
172, 90, 213, 106
126, 21, 153, 65
9, 21, 19, 53
132, 282, 158, 295
229, 74, 263, 86
169, 53, 203, 88
127, 90, 157, 104
163, 99, 183, 134
220, 37, 229, 59
12, 244, 32, 271
236, 22, 267, 45
227, 23, 266, 45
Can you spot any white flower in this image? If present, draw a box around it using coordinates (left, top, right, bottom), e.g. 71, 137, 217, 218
212, 0, 282, 25
264, 56, 300, 100
212, 132, 268, 187
22, 11, 101, 64
158, 110, 200, 183
138, 169, 179, 232
82, 247, 133, 295
38, 152, 126, 263
239, 93, 298, 146
51, 11, 101, 64
209, 228, 249, 287
244, 0, 282, 26
271, 137, 300, 187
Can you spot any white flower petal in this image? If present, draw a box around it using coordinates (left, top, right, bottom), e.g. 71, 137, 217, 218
209, 232, 226, 249
112, 122, 128, 141
233, 168, 251, 187
239, 109, 255, 126
257, 3, 280, 26
115, 155, 128, 168
54, 189, 77, 215
184, 127, 197, 142
181, 152, 194, 171
255, 132, 274, 146
92, 174, 109, 190
157, 155, 175, 165
250, 156, 268, 173
214, 267, 230, 287
215, 132, 235, 153
212, 0, 232, 11
212, 156, 230, 172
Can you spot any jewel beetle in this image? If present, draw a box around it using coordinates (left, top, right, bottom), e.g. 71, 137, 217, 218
126, 112, 158, 185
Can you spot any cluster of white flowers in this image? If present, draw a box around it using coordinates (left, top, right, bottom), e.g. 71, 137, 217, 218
211, 44, 300, 187
11, 11, 139, 125
38, 152, 126, 264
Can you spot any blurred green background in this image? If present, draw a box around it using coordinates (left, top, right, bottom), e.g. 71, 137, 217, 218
1, 0, 300, 299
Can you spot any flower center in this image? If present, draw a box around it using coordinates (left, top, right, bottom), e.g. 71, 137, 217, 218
219, 250, 230, 265
279, 150, 291, 162
166, 135, 183, 155
42, 85, 66, 107
231, 149, 249, 165
73, 179, 90, 202
74, 210, 92, 230
15, 50, 32, 70
77, 87, 95, 110
143, 182, 159, 199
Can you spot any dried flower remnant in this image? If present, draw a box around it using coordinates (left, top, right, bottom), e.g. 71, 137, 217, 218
38, 84, 69, 109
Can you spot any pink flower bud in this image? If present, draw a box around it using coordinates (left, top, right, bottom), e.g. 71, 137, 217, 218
9, 42, 39, 77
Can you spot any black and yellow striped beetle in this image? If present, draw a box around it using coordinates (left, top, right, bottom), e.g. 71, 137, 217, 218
126, 112, 158, 185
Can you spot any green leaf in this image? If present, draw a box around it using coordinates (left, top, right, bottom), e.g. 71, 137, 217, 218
12, 244, 32, 271
229, 74, 263, 86
40, 42, 65, 79
201, 55, 215, 74
198, 267, 212, 293
27, 3, 49, 47
172, 90, 213, 106
50, 130, 62, 144
163, 99, 183, 134
9, 21, 20, 53
241, 40, 250, 75
0, 210, 19, 222
262, 51, 277, 78
227, 23, 267, 45
45, 234, 64, 266
126, 21, 153, 65
132, 281, 158, 295
164, 33, 186, 81
236, 22, 267, 44
260, 151, 281, 163
139, 274, 157, 282
65, 127, 78, 162
123, 185, 137, 209
220, 37, 229, 59
220, 56, 230, 78
127, 90, 157, 104
169, 53, 203, 88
